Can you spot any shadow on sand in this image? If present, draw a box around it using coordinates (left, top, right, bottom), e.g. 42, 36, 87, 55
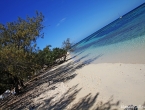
0, 54, 120, 110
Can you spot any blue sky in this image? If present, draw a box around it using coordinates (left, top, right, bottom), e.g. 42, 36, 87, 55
0, 0, 145, 49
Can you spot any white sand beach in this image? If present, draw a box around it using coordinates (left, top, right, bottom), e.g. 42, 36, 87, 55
64, 63, 145, 109
30, 54, 145, 110
1, 54, 145, 110
19, 49, 143, 109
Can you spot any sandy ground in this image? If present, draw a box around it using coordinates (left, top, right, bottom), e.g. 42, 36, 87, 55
65, 63, 145, 109
31, 56, 145, 109
1, 54, 145, 110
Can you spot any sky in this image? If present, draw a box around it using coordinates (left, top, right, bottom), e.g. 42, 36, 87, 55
0, 0, 145, 49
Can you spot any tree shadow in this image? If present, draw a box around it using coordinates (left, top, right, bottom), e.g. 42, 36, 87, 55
20, 53, 102, 94
40, 85, 82, 110
0, 53, 120, 110
71, 94, 120, 110
95, 98, 120, 110
71, 93, 99, 110
35, 87, 120, 110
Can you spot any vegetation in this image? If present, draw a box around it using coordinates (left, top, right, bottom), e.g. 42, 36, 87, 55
36, 46, 67, 68
0, 12, 72, 94
62, 38, 73, 52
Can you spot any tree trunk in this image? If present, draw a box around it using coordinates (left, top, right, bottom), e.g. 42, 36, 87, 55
19, 79, 25, 88
13, 76, 20, 94
63, 55, 66, 62
15, 83, 19, 95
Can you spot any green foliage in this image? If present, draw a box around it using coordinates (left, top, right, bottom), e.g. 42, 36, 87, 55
36, 45, 52, 67
36, 46, 67, 68
62, 38, 73, 52
0, 12, 44, 91
0, 11, 70, 93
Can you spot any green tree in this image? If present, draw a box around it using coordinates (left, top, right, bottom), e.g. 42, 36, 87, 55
35, 46, 67, 68
62, 38, 73, 61
62, 38, 72, 51
38, 45, 52, 67
52, 47, 67, 63
0, 12, 44, 94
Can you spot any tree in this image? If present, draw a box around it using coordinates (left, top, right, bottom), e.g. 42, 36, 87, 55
52, 47, 67, 63
35, 45, 67, 68
62, 38, 72, 51
36, 45, 52, 67
0, 12, 44, 94
62, 38, 73, 61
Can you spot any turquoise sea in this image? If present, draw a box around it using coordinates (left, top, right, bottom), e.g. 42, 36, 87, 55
71, 3, 145, 64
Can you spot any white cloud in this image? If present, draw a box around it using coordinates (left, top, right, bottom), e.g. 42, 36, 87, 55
56, 18, 66, 26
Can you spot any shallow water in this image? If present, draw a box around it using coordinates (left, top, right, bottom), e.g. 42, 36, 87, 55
71, 3, 145, 64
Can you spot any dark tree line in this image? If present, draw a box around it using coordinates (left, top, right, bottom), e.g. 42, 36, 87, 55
0, 12, 72, 94
35, 46, 68, 68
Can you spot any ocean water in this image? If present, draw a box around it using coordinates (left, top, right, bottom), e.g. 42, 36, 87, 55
71, 3, 145, 64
